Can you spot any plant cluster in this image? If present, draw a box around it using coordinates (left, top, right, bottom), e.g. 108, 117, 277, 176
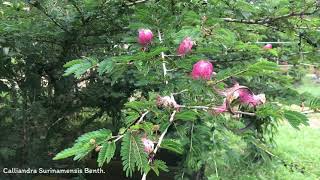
55, 26, 309, 179
0, 1, 319, 179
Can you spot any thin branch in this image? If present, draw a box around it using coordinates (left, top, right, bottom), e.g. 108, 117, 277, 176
222, 8, 320, 25
189, 123, 194, 153
233, 111, 256, 116
164, 54, 181, 57
222, 18, 263, 24
172, 89, 189, 95
141, 110, 177, 180
111, 110, 150, 143
114, 134, 124, 142
70, 0, 86, 24
137, 111, 150, 123
158, 30, 168, 85
253, 42, 294, 44
126, 0, 149, 6
178, 105, 256, 116
178, 105, 210, 109
29, 3, 69, 32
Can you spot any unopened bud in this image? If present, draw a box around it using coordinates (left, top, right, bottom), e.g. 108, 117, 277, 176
89, 139, 96, 145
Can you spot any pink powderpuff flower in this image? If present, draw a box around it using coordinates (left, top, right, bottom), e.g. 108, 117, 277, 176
141, 137, 154, 154
177, 37, 193, 56
138, 29, 153, 46
156, 95, 180, 109
214, 83, 266, 113
252, 94, 266, 106
191, 60, 214, 80
234, 88, 266, 107
263, 44, 272, 49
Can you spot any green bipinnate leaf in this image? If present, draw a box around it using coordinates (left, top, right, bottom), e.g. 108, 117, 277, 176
175, 110, 198, 121
98, 58, 114, 75
53, 129, 112, 161
120, 132, 149, 177
63, 58, 98, 78
284, 110, 309, 129
309, 98, 320, 111
161, 139, 184, 154
52, 147, 79, 160
151, 159, 169, 176
97, 142, 116, 167
244, 60, 279, 76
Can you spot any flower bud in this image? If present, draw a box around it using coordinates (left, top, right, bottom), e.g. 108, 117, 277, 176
89, 139, 96, 145
191, 60, 213, 80
177, 37, 193, 56
138, 29, 153, 46
263, 44, 272, 49
141, 137, 154, 154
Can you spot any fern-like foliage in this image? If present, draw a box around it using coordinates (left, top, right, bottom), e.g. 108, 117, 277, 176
151, 159, 169, 176
53, 129, 111, 160
284, 110, 309, 129
243, 59, 279, 76
120, 132, 149, 177
97, 141, 116, 167
161, 139, 184, 154
63, 57, 98, 78
309, 98, 320, 111
98, 58, 114, 75
214, 60, 279, 83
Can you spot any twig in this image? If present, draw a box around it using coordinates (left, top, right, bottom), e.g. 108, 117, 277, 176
112, 111, 150, 143
125, 0, 149, 6
164, 54, 181, 57
172, 89, 189, 95
137, 111, 150, 123
141, 110, 177, 180
178, 105, 210, 109
70, 0, 86, 24
178, 105, 256, 116
158, 30, 168, 85
114, 134, 124, 142
253, 42, 294, 44
47, 117, 64, 131
233, 111, 256, 116
189, 123, 194, 153
222, 8, 320, 25
29, 3, 69, 32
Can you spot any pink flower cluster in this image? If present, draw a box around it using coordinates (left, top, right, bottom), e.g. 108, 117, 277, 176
177, 37, 193, 56
191, 60, 214, 80
214, 83, 266, 113
156, 95, 180, 109
141, 137, 154, 154
136, 28, 268, 120
138, 29, 153, 47
263, 43, 272, 49
235, 88, 266, 106
138, 29, 214, 80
